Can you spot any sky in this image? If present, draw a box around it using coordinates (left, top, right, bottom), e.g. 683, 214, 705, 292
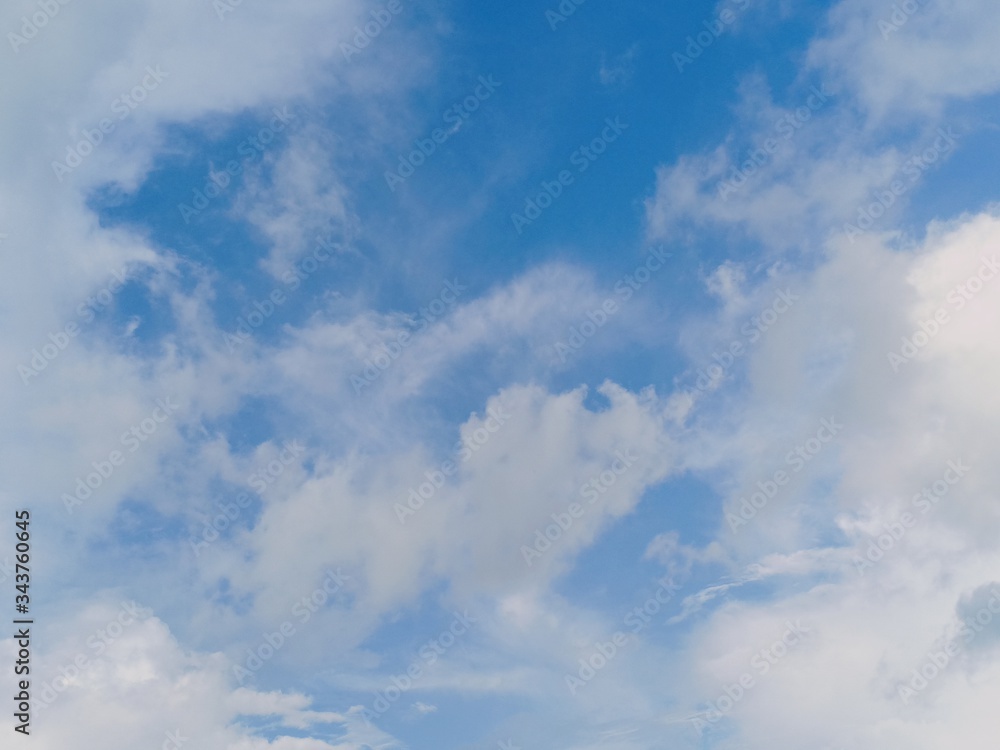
2, 0, 1000, 748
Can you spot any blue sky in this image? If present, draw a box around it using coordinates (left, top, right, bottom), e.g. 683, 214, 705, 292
3, 0, 1000, 748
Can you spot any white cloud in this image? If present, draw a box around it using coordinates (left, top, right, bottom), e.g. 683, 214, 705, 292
642, 208, 1000, 748
808, 0, 1000, 121
1, 599, 377, 750
645, 0, 1000, 247
3, 0, 1000, 746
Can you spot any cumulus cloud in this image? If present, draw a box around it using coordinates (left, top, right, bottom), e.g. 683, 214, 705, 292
3, 0, 1000, 747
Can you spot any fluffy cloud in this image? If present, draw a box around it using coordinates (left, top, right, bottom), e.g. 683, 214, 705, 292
3, 0, 999, 746
0, 598, 378, 749
646, 209, 1000, 748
